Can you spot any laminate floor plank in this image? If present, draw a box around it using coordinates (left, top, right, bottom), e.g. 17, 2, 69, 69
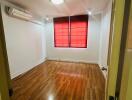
11, 60, 105, 100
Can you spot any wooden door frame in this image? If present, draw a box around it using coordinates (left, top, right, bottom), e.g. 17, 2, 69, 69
106, 0, 125, 99
106, 0, 115, 99
115, 0, 131, 99
119, 1, 132, 100
0, 3, 10, 100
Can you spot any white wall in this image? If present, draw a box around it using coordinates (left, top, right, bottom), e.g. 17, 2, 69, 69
45, 16, 101, 63
1, 3, 47, 79
99, 1, 112, 68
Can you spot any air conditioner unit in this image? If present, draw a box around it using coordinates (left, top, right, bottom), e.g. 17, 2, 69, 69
6, 6, 33, 21
5, 6, 43, 25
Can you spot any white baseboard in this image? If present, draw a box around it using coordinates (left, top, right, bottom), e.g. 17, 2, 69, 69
47, 58, 98, 64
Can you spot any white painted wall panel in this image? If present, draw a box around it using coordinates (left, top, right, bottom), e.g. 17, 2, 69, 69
45, 16, 101, 63
1, 4, 46, 79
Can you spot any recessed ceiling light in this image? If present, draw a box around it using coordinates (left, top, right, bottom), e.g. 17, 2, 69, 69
51, 0, 64, 5
88, 11, 92, 15
46, 17, 49, 21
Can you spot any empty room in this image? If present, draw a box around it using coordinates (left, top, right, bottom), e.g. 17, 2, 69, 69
1, 0, 129, 100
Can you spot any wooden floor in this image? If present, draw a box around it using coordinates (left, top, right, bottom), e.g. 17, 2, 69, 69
11, 60, 105, 100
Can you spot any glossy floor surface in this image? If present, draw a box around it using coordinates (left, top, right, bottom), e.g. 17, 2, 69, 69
11, 60, 105, 100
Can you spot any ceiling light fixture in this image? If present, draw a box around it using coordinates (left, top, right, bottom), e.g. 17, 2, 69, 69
51, 0, 64, 5
46, 17, 49, 21
88, 11, 92, 15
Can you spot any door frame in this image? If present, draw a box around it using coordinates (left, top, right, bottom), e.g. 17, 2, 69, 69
106, 0, 125, 99
119, 1, 132, 100
0, 3, 10, 100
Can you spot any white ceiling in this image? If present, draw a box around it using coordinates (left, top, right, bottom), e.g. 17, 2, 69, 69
6, 0, 110, 18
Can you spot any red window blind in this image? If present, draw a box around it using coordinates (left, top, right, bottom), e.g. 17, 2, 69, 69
70, 15, 88, 48
54, 15, 88, 48
54, 17, 69, 47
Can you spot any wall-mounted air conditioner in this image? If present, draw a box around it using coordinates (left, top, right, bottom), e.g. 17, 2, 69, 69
5, 6, 43, 25
6, 6, 33, 20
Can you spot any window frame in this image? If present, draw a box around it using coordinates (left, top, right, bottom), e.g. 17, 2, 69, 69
54, 15, 88, 48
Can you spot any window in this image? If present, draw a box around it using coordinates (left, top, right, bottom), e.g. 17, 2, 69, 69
54, 17, 69, 47
70, 15, 88, 48
54, 15, 88, 48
